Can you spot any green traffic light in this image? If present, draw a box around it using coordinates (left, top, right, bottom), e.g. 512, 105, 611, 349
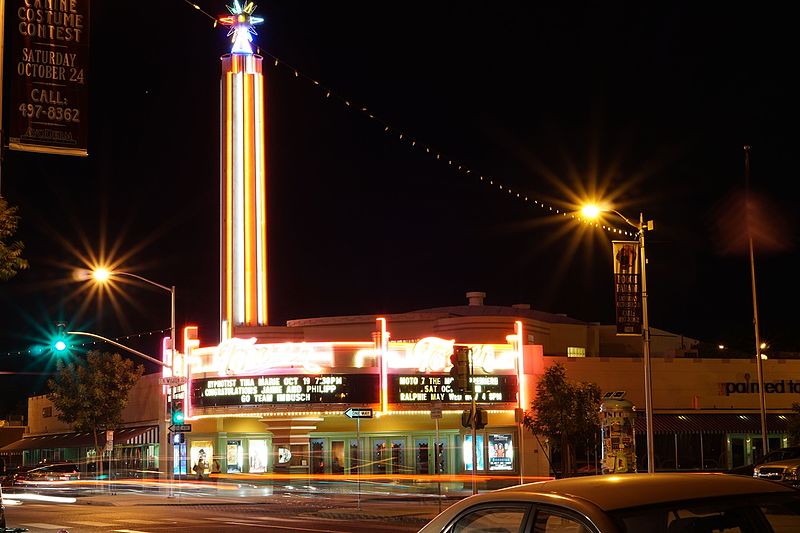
54, 340, 67, 352
172, 410, 184, 424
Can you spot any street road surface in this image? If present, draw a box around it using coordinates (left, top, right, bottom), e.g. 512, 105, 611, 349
5, 502, 426, 532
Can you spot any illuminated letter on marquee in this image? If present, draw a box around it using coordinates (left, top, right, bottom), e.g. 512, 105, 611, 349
214, 338, 334, 376
386, 337, 516, 372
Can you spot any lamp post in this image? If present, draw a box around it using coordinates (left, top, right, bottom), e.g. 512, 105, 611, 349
90, 268, 177, 492
582, 206, 656, 473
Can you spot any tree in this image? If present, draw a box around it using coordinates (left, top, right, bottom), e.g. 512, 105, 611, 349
0, 198, 28, 280
47, 350, 144, 469
523, 362, 602, 477
787, 403, 800, 446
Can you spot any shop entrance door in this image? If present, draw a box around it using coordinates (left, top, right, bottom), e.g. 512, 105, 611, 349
391, 439, 406, 474
372, 439, 387, 474
416, 438, 430, 474
730, 437, 746, 468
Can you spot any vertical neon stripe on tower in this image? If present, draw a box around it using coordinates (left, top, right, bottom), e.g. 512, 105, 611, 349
221, 52, 268, 330
254, 69, 267, 324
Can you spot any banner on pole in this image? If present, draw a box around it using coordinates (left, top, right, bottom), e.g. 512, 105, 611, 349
613, 240, 642, 336
8, 0, 90, 156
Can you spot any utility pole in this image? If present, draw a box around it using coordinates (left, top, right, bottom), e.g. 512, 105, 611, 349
744, 145, 769, 457
470, 348, 477, 495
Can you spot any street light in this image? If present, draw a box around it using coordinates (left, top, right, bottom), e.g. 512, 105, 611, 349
90, 269, 176, 377
582, 204, 656, 473
89, 268, 177, 493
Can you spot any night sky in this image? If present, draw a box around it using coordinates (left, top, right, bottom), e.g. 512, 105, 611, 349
0, 3, 797, 415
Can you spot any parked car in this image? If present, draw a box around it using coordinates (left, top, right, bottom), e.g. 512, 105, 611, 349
0, 465, 36, 487
729, 445, 800, 477
417, 473, 800, 533
13, 462, 80, 485
753, 456, 800, 488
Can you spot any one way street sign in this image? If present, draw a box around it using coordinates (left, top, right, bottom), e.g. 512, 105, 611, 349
169, 424, 192, 433
344, 407, 373, 419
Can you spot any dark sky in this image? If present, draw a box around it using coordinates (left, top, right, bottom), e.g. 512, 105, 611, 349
1, 3, 798, 413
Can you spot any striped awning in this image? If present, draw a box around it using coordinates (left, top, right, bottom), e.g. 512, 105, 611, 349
0, 426, 159, 452
635, 413, 788, 434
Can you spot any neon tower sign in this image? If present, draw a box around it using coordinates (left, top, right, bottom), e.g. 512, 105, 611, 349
219, 1, 268, 337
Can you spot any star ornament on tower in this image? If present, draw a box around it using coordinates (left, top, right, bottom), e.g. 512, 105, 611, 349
219, 1, 264, 55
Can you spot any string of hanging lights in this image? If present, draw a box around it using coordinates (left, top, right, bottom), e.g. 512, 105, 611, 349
181, 0, 633, 238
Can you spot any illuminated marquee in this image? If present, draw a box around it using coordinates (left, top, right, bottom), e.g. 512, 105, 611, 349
386, 337, 517, 372
389, 374, 517, 404
209, 338, 334, 376
193, 374, 380, 407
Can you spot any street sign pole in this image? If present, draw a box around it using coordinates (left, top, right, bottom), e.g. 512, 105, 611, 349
435, 416, 441, 513
342, 406, 372, 510
356, 417, 361, 511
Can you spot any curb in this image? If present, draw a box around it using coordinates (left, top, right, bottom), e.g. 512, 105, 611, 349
314, 511, 433, 524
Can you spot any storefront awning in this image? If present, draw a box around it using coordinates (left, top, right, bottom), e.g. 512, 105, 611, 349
0, 426, 159, 452
635, 413, 788, 434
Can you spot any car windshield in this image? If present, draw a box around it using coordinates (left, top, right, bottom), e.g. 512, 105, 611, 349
608, 492, 800, 533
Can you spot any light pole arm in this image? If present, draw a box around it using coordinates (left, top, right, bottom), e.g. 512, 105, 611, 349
609, 209, 642, 231
67, 331, 166, 367
116, 272, 172, 294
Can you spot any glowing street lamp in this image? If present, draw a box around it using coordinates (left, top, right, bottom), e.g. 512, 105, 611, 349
582, 204, 656, 473
90, 269, 176, 370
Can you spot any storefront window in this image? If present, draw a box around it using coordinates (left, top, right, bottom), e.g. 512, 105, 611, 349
311, 439, 325, 474
331, 441, 345, 474
488, 433, 514, 471
349, 439, 359, 474
702, 434, 725, 470
190, 441, 213, 476
676, 434, 700, 470
730, 436, 746, 468
249, 440, 268, 473
463, 434, 485, 471
226, 440, 243, 473
654, 434, 676, 470
290, 444, 307, 467
173, 442, 187, 475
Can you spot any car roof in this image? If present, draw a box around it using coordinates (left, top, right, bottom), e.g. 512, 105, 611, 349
492, 473, 795, 511
760, 456, 800, 467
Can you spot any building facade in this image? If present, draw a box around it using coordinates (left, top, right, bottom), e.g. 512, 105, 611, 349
6, 294, 793, 480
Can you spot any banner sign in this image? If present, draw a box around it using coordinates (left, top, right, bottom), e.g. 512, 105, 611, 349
613, 241, 642, 335
192, 374, 379, 407
9, 0, 89, 156
389, 374, 517, 404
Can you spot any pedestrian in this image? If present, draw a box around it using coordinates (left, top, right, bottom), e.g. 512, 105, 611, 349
193, 459, 205, 480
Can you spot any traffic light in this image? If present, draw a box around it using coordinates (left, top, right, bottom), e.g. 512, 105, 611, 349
172, 403, 184, 424
449, 346, 470, 393
51, 322, 69, 354
475, 408, 488, 430
461, 409, 473, 428
172, 432, 185, 444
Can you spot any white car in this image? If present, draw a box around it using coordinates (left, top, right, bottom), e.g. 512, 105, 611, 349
418, 473, 800, 533
754, 456, 800, 488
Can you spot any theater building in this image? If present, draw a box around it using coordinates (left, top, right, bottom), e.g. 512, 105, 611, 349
7, 292, 795, 479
